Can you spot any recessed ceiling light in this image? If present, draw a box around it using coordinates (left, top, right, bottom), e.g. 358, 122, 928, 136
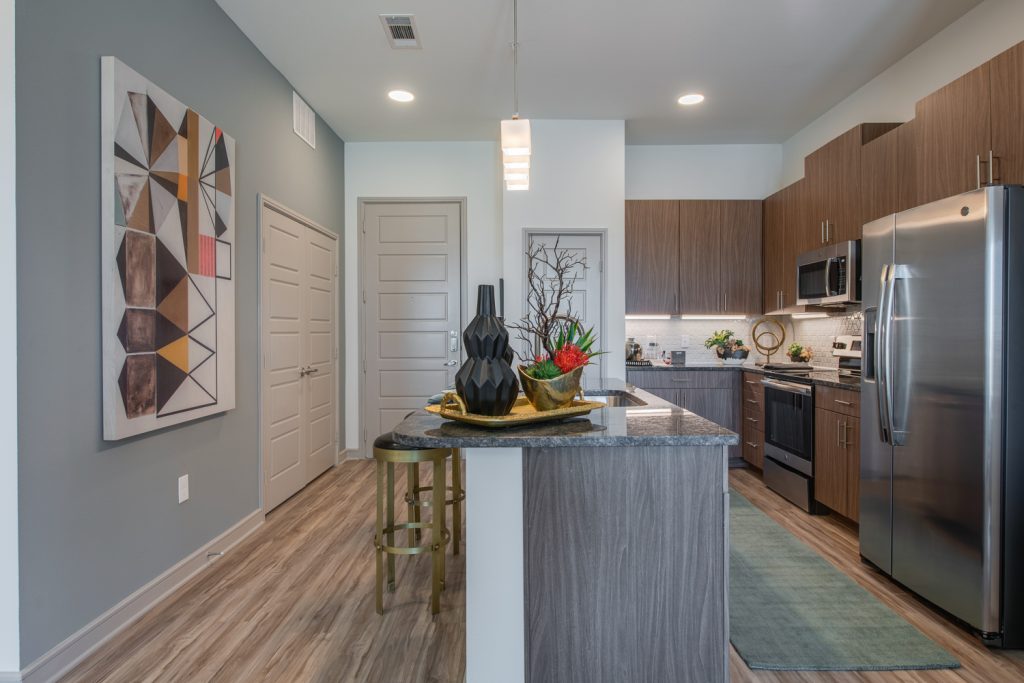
388, 90, 415, 103
677, 93, 705, 106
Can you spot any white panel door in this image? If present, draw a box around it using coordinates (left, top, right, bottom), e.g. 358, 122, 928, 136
526, 233, 604, 378
362, 202, 462, 449
262, 204, 338, 511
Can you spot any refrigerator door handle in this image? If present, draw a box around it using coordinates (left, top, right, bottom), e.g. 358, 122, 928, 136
888, 264, 910, 446
876, 264, 893, 443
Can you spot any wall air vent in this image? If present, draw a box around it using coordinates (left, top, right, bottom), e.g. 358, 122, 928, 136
292, 92, 316, 149
380, 15, 421, 49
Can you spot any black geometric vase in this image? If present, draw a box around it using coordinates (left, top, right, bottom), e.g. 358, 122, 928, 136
455, 284, 519, 416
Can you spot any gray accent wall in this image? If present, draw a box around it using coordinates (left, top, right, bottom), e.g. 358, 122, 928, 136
16, 0, 345, 664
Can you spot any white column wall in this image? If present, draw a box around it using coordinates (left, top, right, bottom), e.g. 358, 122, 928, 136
502, 120, 626, 377
0, 0, 19, 673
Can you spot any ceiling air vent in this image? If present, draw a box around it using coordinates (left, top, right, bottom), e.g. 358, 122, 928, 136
292, 92, 316, 149
380, 14, 421, 49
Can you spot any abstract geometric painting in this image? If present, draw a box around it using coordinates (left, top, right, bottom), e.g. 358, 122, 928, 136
101, 57, 235, 440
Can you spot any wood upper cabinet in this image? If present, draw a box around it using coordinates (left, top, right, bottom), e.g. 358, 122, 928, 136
762, 189, 786, 313
678, 201, 721, 314
915, 62, 992, 206
719, 201, 762, 315
781, 180, 805, 308
897, 119, 920, 212
625, 200, 679, 313
861, 127, 899, 225
991, 40, 1024, 186
809, 124, 900, 245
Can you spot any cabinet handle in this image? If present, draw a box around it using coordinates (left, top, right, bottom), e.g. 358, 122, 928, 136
834, 399, 853, 406
744, 380, 758, 385
977, 154, 983, 189
821, 221, 825, 244
826, 221, 831, 243
837, 418, 843, 449
989, 150, 998, 185
745, 398, 759, 405
745, 441, 759, 449
745, 417, 759, 424
671, 377, 692, 383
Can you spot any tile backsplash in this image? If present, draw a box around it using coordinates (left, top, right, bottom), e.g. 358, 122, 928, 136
625, 314, 862, 368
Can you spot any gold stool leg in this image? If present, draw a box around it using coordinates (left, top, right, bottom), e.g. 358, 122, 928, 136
452, 448, 462, 556
386, 461, 396, 592
375, 457, 385, 615
411, 462, 422, 542
431, 455, 444, 615
406, 462, 417, 548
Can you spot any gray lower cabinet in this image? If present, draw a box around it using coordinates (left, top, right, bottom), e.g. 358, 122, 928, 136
628, 370, 741, 461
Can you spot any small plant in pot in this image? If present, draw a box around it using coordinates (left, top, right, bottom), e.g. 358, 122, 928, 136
704, 330, 750, 365
787, 342, 813, 363
508, 239, 605, 411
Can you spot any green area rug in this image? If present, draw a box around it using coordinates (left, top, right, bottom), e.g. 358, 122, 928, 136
729, 491, 960, 671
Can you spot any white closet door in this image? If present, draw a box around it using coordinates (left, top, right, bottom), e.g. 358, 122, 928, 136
303, 228, 337, 480
262, 204, 338, 512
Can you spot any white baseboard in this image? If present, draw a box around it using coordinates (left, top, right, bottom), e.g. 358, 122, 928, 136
20, 510, 264, 683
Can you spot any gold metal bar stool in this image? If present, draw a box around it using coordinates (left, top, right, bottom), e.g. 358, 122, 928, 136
372, 433, 452, 615
406, 447, 464, 554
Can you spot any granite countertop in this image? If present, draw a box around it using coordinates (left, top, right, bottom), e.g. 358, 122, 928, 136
391, 378, 739, 449
627, 362, 861, 392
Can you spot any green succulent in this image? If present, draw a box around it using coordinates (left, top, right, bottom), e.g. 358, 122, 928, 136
525, 359, 562, 380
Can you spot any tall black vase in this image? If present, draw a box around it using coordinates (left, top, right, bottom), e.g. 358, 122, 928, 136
456, 285, 519, 416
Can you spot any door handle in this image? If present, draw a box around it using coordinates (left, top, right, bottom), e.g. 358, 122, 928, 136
299, 366, 320, 377
443, 360, 458, 367
449, 330, 459, 353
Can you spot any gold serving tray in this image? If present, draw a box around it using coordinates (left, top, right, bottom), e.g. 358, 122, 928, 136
425, 392, 604, 429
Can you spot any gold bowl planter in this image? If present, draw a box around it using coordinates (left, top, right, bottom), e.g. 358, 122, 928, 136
517, 365, 584, 411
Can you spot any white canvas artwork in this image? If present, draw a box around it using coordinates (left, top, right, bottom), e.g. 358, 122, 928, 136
101, 57, 236, 440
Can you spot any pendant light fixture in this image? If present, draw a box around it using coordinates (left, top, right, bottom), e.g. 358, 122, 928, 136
501, 0, 530, 191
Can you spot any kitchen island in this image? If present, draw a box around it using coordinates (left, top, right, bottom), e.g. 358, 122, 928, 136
392, 379, 737, 683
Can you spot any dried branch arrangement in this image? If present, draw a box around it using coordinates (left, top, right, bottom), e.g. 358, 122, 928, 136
508, 238, 604, 379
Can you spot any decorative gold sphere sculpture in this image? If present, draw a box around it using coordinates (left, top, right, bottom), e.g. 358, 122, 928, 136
751, 317, 786, 364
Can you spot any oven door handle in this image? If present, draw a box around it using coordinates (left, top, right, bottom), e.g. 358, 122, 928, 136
760, 378, 812, 396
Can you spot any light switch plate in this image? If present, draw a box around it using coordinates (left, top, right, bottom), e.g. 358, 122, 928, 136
680, 335, 691, 348
178, 474, 189, 504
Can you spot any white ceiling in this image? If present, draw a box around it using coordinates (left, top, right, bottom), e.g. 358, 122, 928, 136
215, 0, 981, 144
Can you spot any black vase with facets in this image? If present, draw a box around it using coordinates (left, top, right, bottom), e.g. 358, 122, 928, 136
456, 285, 519, 416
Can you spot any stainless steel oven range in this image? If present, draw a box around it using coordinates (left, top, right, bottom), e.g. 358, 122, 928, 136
761, 373, 822, 513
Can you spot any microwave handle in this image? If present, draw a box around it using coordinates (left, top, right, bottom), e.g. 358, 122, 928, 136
824, 257, 832, 297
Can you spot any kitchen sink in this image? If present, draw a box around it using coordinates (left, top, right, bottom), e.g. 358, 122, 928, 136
583, 391, 648, 407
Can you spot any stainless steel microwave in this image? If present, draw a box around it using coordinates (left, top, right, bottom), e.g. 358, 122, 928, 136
796, 240, 860, 306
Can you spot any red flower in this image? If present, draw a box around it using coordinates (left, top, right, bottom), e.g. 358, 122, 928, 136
554, 344, 589, 374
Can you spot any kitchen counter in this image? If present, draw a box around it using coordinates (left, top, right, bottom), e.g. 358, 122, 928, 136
392, 378, 738, 449
390, 378, 731, 682
628, 362, 861, 392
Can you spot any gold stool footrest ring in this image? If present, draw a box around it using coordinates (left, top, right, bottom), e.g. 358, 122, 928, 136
375, 525, 451, 556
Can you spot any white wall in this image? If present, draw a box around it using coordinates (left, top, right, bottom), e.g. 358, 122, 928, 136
502, 120, 627, 378
343, 142, 502, 450
625, 144, 782, 199
782, 0, 1024, 185
0, 0, 18, 673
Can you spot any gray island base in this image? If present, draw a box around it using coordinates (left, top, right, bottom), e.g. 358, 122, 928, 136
392, 379, 737, 683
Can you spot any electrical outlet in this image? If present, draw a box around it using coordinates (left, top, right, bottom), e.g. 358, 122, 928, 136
680, 335, 692, 348
178, 474, 189, 504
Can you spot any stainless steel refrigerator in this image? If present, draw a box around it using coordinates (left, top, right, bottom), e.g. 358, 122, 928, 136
861, 185, 1023, 648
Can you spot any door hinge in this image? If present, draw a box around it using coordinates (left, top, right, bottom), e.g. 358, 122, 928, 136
599, 260, 604, 273
362, 290, 366, 304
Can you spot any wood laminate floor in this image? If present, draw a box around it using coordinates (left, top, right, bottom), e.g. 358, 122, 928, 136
62, 462, 1023, 682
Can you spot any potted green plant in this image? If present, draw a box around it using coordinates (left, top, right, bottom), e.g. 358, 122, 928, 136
787, 342, 813, 363
508, 240, 605, 411
704, 330, 750, 365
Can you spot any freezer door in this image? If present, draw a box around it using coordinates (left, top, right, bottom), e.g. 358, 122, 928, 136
859, 214, 895, 573
890, 187, 1005, 633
